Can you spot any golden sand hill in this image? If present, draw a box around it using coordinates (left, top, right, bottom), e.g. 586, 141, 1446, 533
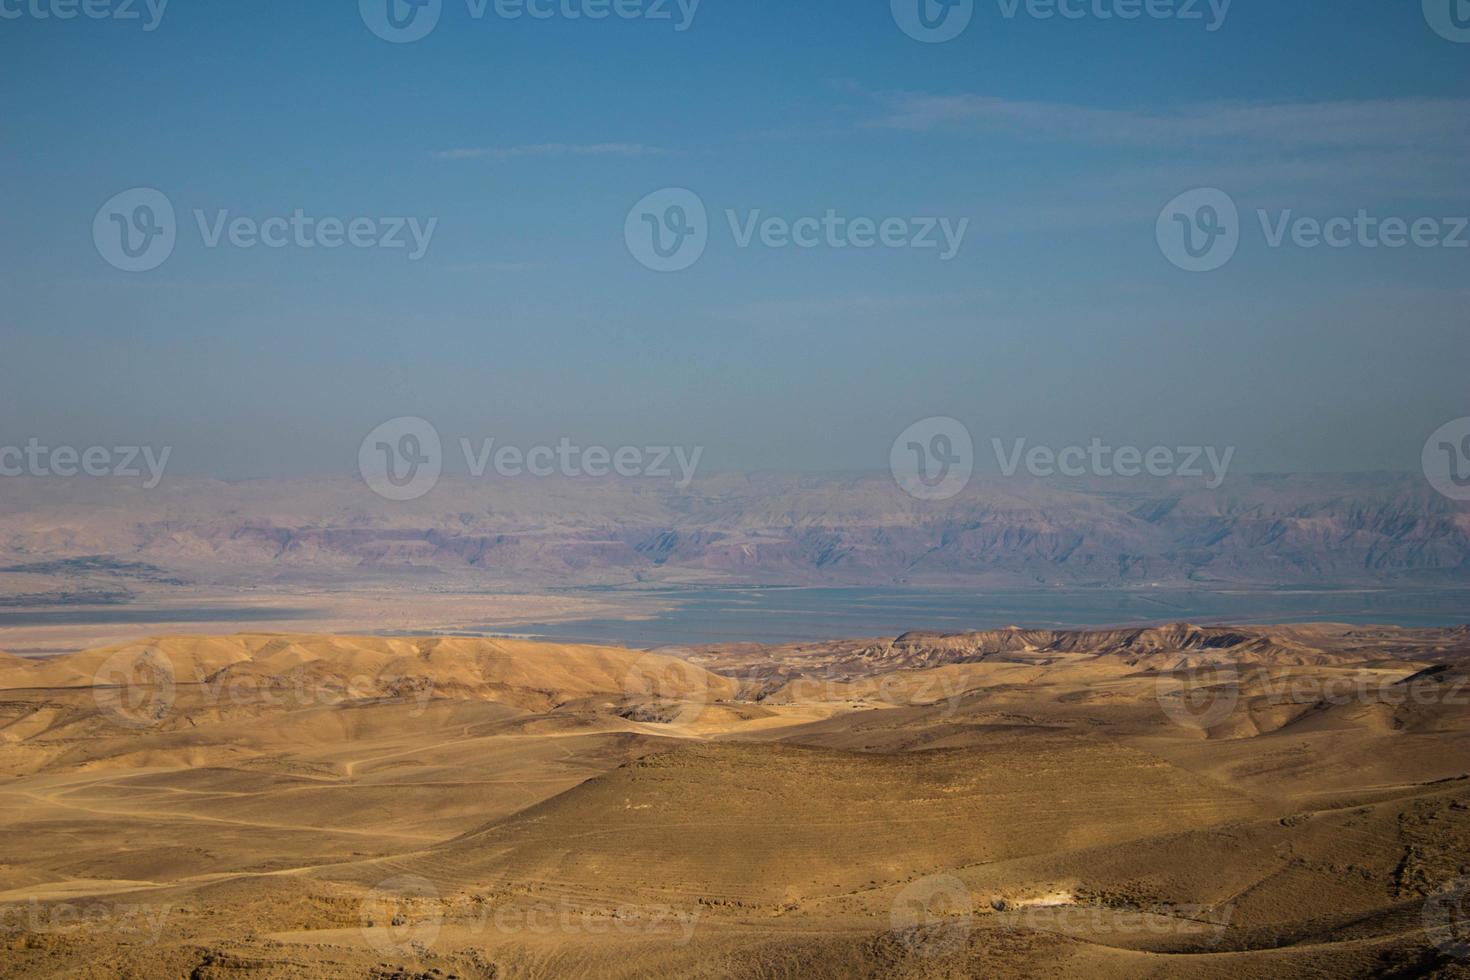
13, 633, 735, 697
0, 634, 736, 726
0, 625, 1466, 978
362, 738, 1258, 906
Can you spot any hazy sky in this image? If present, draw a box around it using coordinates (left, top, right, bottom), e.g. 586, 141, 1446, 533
2, 0, 1466, 478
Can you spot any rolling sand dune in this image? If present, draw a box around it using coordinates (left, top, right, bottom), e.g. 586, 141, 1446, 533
0, 624, 1467, 977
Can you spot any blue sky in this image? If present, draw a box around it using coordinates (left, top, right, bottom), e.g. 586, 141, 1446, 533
2, 0, 1466, 478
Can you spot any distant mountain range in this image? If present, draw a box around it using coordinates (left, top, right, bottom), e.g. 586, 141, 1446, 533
0, 471, 1465, 593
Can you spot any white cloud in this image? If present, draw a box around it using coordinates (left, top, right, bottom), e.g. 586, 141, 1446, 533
864, 92, 1470, 149
433, 142, 669, 161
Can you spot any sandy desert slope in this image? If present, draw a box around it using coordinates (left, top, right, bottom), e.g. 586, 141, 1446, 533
0, 625, 1467, 978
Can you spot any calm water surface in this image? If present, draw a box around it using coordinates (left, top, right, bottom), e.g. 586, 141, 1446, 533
0, 606, 317, 627
6, 590, 1464, 650
500, 587, 1470, 648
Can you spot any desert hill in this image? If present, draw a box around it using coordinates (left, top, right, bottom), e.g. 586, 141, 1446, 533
0, 626, 1466, 977
685, 622, 1470, 706
362, 738, 1257, 909
1, 634, 734, 726
858, 622, 1331, 668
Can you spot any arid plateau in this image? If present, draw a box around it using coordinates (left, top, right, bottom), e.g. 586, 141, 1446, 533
0, 623, 1467, 977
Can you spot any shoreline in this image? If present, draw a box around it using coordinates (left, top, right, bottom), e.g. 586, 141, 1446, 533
5, 584, 1465, 655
